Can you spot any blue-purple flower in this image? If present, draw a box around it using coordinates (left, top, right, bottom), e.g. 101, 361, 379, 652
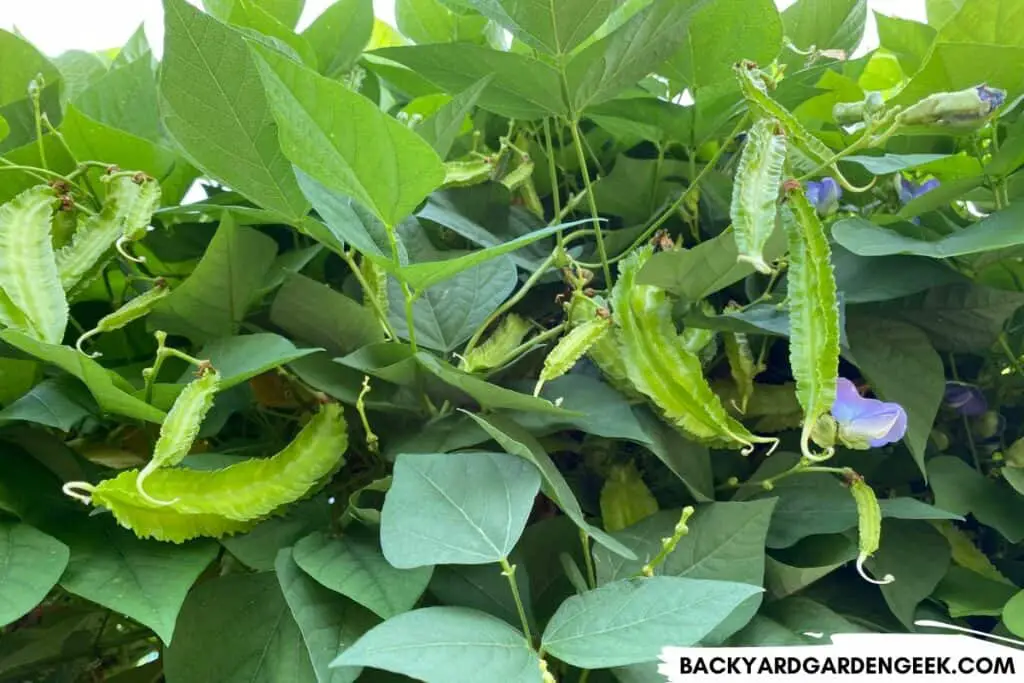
897, 176, 940, 205
977, 85, 1006, 113
832, 378, 908, 449
943, 381, 988, 417
805, 177, 842, 216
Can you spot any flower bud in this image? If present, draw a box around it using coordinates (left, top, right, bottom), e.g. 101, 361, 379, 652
898, 85, 1006, 126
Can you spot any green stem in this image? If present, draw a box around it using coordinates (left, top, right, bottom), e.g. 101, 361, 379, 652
30, 78, 47, 170
486, 323, 566, 377
568, 119, 612, 287
579, 529, 596, 589
342, 250, 397, 340
637, 506, 695, 577
384, 223, 418, 353
500, 558, 533, 643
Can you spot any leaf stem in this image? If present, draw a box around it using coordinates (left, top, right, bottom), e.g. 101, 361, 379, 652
568, 119, 612, 286
579, 529, 596, 589
342, 250, 397, 340
384, 223, 418, 353
29, 76, 47, 170
500, 557, 533, 643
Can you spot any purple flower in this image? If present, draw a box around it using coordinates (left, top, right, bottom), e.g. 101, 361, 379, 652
943, 381, 988, 417
976, 85, 1006, 113
898, 176, 940, 205
805, 178, 842, 216
832, 378, 908, 449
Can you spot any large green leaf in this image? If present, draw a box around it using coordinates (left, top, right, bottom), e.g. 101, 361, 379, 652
0, 377, 97, 430
867, 519, 951, 629
664, 0, 782, 91
0, 330, 164, 423
149, 215, 279, 343
331, 606, 541, 683
159, 0, 307, 220
276, 548, 379, 683
428, 562, 535, 630
397, 0, 488, 44
72, 56, 160, 143
0, 30, 61, 108
0, 521, 69, 628
59, 521, 217, 644
381, 451, 541, 567
252, 44, 445, 227
781, 0, 867, 56
929, 456, 1024, 543
375, 44, 567, 119
467, 0, 619, 55
227, 0, 318, 67
191, 333, 320, 389
846, 316, 945, 477
302, 0, 374, 77
164, 571, 317, 682
389, 255, 517, 352
832, 246, 963, 304
293, 529, 433, 619
414, 76, 491, 159
270, 274, 384, 355
833, 206, 1024, 259
463, 411, 636, 559
564, 0, 707, 111
541, 576, 762, 668
876, 12, 937, 75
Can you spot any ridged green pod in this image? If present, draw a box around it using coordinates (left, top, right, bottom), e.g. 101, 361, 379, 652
57, 175, 141, 294
360, 256, 390, 320
461, 313, 532, 373
782, 183, 840, 461
78, 491, 255, 543
731, 117, 786, 274
724, 332, 758, 413
136, 366, 221, 504
568, 294, 641, 401
94, 402, 348, 522
734, 62, 834, 166
600, 462, 658, 532
76, 280, 170, 357
612, 246, 776, 451
0, 185, 68, 344
122, 175, 162, 241
536, 317, 611, 394
849, 475, 893, 585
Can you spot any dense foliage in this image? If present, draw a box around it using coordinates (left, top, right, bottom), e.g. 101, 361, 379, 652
3, 0, 1024, 680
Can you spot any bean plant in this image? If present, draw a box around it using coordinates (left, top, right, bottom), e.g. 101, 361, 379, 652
2, 0, 1024, 681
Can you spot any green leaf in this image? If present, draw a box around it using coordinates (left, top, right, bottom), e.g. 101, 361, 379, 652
468, 0, 619, 55
846, 316, 944, 477
276, 548, 379, 683
295, 170, 393, 258
227, 0, 318, 67
636, 224, 787, 301
0, 521, 69, 628
376, 44, 567, 119
871, 282, 1024, 352
632, 407, 714, 502
0, 377, 96, 430
781, 0, 867, 57
112, 23, 154, 67
664, 0, 782, 91
463, 411, 637, 559
72, 57, 160, 143
428, 562, 534, 629
159, 0, 307, 220
59, 521, 217, 644
331, 606, 541, 682
841, 153, 952, 175
381, 451, 541, 567
415, 76, 491, 159
0, 330, 164, 423
293, 529, 433, 619
165, 571, 317, 682
765, 535, 856, 600
251, 44, 445, 228
541, 576, 763, 668
564, 0, 707, 111
220, 499, 330, 571
0, 29, 61, 108
191, 333, 320, 389
0, 114, 7, 144
149, 215, 279, 343
867, 519, 951, 629
1004, 590, 1024, 639
397, 0, 484, 44
876, 12, 936, 76
390, 256, 516, 352
270, 274, 384, 355
929, 456, 1024, 543
302, 0, 374, 77
833, 206, 1024, 259
53, 51, 108, 107
832, 246, 962, 304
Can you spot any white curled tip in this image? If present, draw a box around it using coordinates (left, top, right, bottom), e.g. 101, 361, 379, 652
62, 481, 95, 505
856, 553, 895, 585
116, 236, 146, 263
75, 330, 102, 359
135, 466, 180, 507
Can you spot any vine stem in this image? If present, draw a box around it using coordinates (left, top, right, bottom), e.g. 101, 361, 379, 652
579, 529, 596, 589
30, 77, 47, 170
568, 119, 612, 286
384, 223, 418, 353
341, 250, 397, 340
500, 557, 533, 643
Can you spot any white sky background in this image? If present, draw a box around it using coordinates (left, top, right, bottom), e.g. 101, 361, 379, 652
1, 0, 927, 59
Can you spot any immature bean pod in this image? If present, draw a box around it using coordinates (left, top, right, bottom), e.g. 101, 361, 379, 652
136, 364, 222, 505
461, 313, 532, 373
360, 255, 390, 321
611, 246, 778, 452
0, 185, 68, 344
849, 474, 894, 585
731, 117, 787, 274
724, 332, 758, 413
782, 181, 840, 462
115, 174, 162, 263
534, 317, 611, 396
76, 279, 170, 358
599, 462, 658, 532
95, 402, 347, 522
57, 175, 141, 295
